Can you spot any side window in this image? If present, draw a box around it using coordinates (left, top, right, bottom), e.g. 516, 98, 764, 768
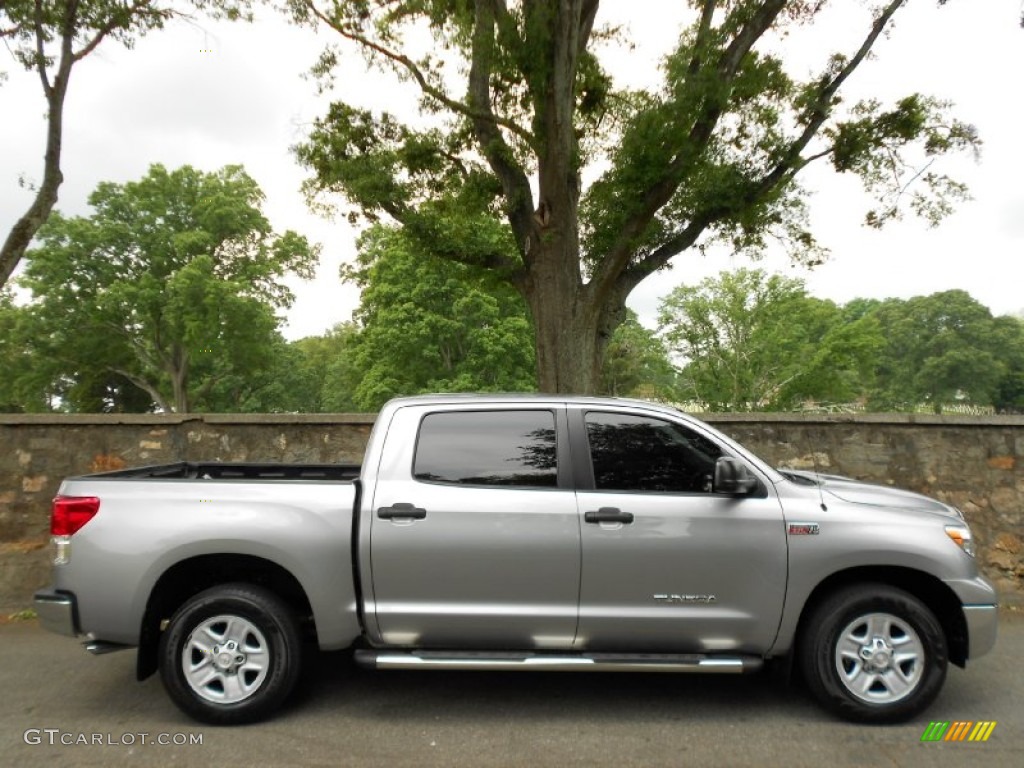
585, 411, 724, 493
414, 410, 557, 488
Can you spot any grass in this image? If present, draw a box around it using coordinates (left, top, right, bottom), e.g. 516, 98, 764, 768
5, 608, 37, 622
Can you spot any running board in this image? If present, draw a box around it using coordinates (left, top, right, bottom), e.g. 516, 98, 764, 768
84, 640, 133, 655
354, 650, 762, 674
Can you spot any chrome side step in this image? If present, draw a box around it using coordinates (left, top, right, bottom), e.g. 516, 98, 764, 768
84, 640, 133, 655
354, 650, 762, 674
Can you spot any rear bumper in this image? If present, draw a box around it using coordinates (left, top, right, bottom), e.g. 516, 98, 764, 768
963, 604, 998, 660
33, 588, 79, 637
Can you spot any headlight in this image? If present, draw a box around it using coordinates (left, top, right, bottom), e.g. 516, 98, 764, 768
945, 525, 976, 557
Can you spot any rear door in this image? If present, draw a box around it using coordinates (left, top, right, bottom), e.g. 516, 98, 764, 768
368, 405, 581, 650
572, 408, 788, 654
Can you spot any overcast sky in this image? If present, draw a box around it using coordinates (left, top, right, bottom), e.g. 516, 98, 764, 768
2, 1, 1022, 341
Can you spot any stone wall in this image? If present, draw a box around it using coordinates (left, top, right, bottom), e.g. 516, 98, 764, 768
1, 412, 1021, 611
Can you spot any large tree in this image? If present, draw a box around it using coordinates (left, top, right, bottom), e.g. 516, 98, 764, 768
16, 163, 317, 412
867, 290, 1011, 412
290, 0, 979, 394
0, 0, 250, 288
658, 268, 881, 410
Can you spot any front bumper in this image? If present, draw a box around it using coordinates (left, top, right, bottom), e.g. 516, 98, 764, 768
963, 604, 998, 659
33, 588, 79, 637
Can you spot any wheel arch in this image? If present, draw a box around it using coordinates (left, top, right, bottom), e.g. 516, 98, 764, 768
137, 554, 315, 681
793, 566, 968, 668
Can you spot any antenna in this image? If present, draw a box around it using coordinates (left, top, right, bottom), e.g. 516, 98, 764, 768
810, 431, 828, 512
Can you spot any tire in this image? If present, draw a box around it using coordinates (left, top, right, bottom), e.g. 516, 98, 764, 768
799, 583, 947, 723
158, 583, 302, 725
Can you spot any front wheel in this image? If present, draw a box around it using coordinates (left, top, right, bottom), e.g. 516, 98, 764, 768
158, 583, 302, 725
799, 584, 947, 723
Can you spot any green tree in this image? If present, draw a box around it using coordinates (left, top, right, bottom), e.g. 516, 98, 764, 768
991, 314, 1024, 413
195, 332, 317, 413
0, 289, 51, 411
256, 323, 363, 413
600, 311, 677, 400
0, 0, 252, 288
345, 225, 536, 410
658, 268, 881, 410
16, 163, 317, 412
315, 323, 363, 412
290, 0, 979, 395
867, 291, 1008, 412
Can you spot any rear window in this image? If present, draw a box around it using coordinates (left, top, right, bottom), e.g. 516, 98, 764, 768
413, 410, 558, 487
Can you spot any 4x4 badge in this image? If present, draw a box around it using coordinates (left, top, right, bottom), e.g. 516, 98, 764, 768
788, 522, 820, 535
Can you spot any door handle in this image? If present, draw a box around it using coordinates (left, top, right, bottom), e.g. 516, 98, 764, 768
584, 507, 634, 524
377, 503, 427, 520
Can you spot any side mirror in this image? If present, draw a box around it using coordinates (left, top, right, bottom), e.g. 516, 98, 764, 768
714, 457, 758, 495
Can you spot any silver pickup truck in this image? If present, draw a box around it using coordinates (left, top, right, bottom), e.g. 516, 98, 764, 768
33, 395, 997, 725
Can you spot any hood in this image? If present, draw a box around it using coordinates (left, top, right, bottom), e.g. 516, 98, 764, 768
778, 469, 962, 520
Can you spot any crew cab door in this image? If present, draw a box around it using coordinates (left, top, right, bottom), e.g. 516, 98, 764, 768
571, 408, 787, 653
367, 406, 580, 650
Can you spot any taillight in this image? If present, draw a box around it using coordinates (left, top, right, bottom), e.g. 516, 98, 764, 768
51, 496, 100, 536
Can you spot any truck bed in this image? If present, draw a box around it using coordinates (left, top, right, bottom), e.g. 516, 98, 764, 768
79, 461, 361, 481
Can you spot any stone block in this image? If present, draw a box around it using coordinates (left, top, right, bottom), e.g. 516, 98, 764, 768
21, 476, 47, 493
993, 532, 1023, 555
987, 456, 1016, 471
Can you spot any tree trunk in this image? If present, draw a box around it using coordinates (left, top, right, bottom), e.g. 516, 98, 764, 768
169, 344, 190, 413
524, 239, 629, 395
0, 75, 71, 288
0, 0, 80, 289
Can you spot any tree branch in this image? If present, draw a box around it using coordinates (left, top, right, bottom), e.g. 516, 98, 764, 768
592, 0, 787, 301
688, 0, 718, 76
73, 0, 159, 62
32, 0, 52, 94
111, 367, 171, 412
467, 0, 535, 260
304, 1, 535, 146
578, 0, 599, 56
622, 214, 713, 290
717, 0, 787, 80
611, 0, 906, 287
401, 216, 522, 277
744, 0, 905, 199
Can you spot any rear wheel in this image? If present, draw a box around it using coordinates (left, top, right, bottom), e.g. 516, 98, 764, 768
799, 584, 947, 723
158, 583, 302, 724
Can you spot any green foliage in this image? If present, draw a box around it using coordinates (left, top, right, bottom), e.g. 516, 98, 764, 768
1, 1, 252, 70
1, 1, 178, 75
658, 268, 882, 410
827, 95, 978, 228
12, 164, 317, 413
0, 289, 51, 411
342, 224, 536, 410
866, 291, 1017, 412
600, 311, 677, 400
289, 0, 980, 393
270, 323, 363, 413
991, 315, 1024, 413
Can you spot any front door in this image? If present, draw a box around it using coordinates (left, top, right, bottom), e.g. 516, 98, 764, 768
572, 408, 788, 654
369, 407, 581, 650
